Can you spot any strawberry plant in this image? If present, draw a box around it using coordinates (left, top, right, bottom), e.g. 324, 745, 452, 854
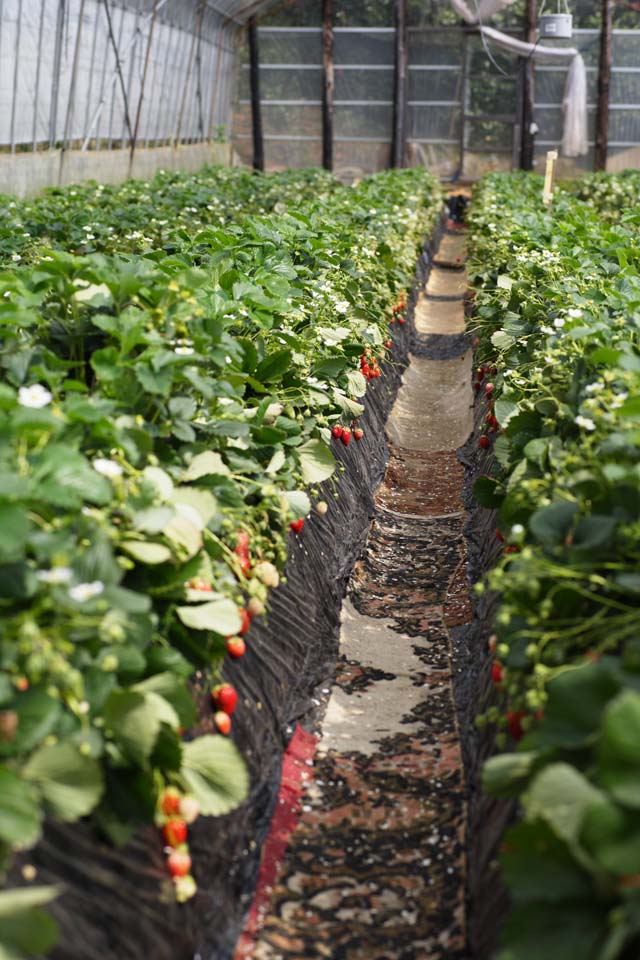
469, 171, 640, 960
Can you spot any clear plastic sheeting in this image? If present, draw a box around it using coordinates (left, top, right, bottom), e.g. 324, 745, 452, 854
0, 0, 265, 153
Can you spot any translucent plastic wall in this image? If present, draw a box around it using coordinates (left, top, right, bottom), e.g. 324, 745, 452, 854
0, 0, 245, 152
232, 0, 640, 178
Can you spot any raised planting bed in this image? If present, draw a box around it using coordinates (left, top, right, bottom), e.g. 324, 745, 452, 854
0, 165, 444, 959
465, 170, 640, 960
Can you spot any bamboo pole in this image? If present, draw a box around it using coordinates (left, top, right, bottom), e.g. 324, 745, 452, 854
594, 0, 612, 172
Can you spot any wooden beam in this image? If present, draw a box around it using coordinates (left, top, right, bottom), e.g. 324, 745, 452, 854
594, 0, 612, 172
391, 0, 408, 169
321, 0, 334, 171
248, 16, 264, 171
520, 0, 536, 170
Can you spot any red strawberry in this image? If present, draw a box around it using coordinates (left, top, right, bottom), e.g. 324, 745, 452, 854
290, 518, 304, 534
477, 367, 485, 381
354, 428, 364, 441
238, 607, 251, 634
226, 636, 246, 659
214, 711, 232, 735
398, 316, 406, 325
235, 531, 250, 551
504, 545, 521, 555
479, 436, 490, 449
495, 529, 504, 543
331, 425, 343, 439
473, 382, 480, 393
341, 428, 352, 446
485, 382, 494, 395
507, 711, 526, 741
384, 340, 392, 349
160, 789, 182, 817
213, 684, 238, 715
491, 662, 504, 686
167, 849, 192, 878
163, 818, 187, 847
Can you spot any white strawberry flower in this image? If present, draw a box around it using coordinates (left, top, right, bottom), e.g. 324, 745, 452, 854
18, 384, 52, 408
93, 458, 123, 478
69, 581, 105, 603
575, 415, 596, 431
37, 567, 73, 584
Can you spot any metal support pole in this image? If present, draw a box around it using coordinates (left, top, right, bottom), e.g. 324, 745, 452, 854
103, 0, 132, 149
32, 0, 47, 150
321, 0, 334, 171
174, 1, 204, 146
59, 0, 87, 183
594, 0, 612, 171
520, 0, 536, 169
10, 0, 23, 154
122, 0, 142, 148
49, 0, 66, 149
248, 16, 264, 171
129, 0, 159, 174
391, 0, 408, 169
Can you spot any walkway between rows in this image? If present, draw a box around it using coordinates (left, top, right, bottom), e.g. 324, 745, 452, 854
235, 224, 473, 960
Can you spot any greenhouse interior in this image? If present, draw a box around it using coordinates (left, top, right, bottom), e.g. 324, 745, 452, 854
0, 0, 639, 959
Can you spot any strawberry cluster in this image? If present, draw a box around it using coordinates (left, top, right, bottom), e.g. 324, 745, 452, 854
158, 788, 200, 902
331, 423, 364, 446
360, 348, 381, 381
475, 364, 500, 450
389, 295, 407, 325
211, 682, 238, 735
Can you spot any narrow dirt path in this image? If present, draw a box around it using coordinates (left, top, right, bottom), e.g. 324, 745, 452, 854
234, 226, 473, 960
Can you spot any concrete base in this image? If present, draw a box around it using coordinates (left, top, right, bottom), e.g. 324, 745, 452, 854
0, 142, 234, 197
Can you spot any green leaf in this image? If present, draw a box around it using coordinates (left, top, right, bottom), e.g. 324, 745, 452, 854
299, 439, 336, 484
494, 398, 519, 427
255, 349, 292, 382
103, 691, 161, 764
120, 541, 172, 564
0, 887, 60, 960
534, 662, 620, 749
0, 766, 41, 847
529, 499, 578, 547
523, 763, 604, 847
0, 690, 61, 758
473, 475, 504, 509
22, 742, 103, 821
180, 735, 248, 816
266, 449, 286, 474
182, 451, 230, 481
618, 395, 640, 419
501, 821, 593, 903
176, 598, 241, 635
346, 369, 367, 397
133, 673, 196, 728
483, 752, 537, 797
283, 490, 310, 519
598, 690, 640, 808
0, 506, 28, 564
581, 800, 640, 875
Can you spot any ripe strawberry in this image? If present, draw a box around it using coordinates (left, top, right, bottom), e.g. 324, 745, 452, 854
237, 607, 251, 634
354, 428, 364, 441
341, 428, 352, 446
290, 518, 304, 534
160, 789, 182, 817
473, 382, 480, 393
214, 711, 232, 735
485, 382, 494, 395
479, 436, 490, 449
384, 340, 392, 349
167, 849, 192, 878
507, 711, 526, 742
495, 529, 504, 543
398, 316, 406, 325
331, 425, 343, 439
236, 531, 250, 552
504, 545, 521, 555
226, 636, 246, 659
213, 684, 238, 715
163, 818, 187, 847
491, 662, 504, 686
477, 367, 485, 381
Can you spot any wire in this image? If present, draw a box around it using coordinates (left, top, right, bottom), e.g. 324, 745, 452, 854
472, 0, 511, 76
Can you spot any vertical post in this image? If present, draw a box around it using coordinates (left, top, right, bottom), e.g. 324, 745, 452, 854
594, 0, 612, 172
520, 0, 536, 169
10, 0, 24, 155
49, 0, 66, 148
459, 29, 471, 179
174, 0, 203, 146
322, 0, 334, 171
59, 0, 87, 184
32, 0, 47, 150
129, 0, 159, 175
391, 0, 408, 168
248, 16, 264, 171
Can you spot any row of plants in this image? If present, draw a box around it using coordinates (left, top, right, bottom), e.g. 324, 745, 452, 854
0, 165, 443, 957
468, 170, 640, 960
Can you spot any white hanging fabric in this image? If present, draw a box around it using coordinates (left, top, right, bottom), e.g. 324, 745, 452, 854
448, 0, 589, 157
